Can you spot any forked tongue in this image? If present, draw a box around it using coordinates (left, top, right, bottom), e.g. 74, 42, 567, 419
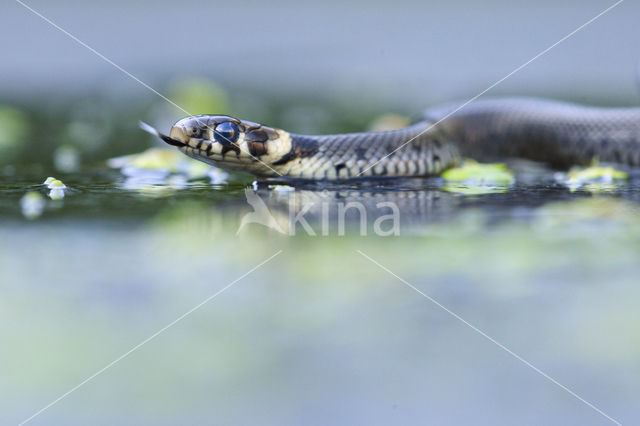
139, 121, 185, 147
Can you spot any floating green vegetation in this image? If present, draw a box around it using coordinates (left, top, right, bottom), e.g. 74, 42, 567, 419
108, 147, 228, 182
109, 148, 189, 172
441, 160, 513, 194
442, 160, 514, 184
555, 160, 629, 193
566, 163, 628, 184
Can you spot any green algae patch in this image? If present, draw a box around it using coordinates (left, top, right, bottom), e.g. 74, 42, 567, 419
442, 160, 514, 184
556, 161, 629, 193
566, 164, 628, 185
108, 148, 187, 172
441, 160, 513, 194
108, 147, 227, 181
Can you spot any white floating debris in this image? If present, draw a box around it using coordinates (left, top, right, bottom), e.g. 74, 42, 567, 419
43, 177, 68, 199
48, 188, 65, 200
43, 177, 67, 190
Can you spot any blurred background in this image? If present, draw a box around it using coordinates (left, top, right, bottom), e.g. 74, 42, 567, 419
2, 0, 640, 169
1, 0, 639, 425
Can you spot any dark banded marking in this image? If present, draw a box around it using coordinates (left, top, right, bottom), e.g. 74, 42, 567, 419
247, 141, 268, 157
272, 150, 297, 166
273, 135, 320, 165
221, 144, 241, 156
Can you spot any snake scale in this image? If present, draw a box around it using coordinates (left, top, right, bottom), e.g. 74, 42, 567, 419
150, 98, 640, 180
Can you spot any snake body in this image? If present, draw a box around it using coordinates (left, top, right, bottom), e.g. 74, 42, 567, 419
157, 98, 640, 180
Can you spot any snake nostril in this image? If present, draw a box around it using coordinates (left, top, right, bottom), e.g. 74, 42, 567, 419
191, 128, 204, 139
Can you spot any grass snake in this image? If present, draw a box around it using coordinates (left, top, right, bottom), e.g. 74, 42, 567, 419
150, 98, 640, 180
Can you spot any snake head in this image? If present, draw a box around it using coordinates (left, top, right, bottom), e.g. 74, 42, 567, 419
155, 115, 285, 173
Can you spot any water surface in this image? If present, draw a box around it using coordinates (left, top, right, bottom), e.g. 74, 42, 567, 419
2, 161, 639, 425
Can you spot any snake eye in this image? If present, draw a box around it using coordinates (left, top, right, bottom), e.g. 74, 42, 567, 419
214, 122, 239, 145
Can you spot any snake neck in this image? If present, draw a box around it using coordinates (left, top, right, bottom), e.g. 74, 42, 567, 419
266, 122, 460, 180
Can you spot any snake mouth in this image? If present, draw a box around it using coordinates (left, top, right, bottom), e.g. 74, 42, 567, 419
158, 132, 185, 147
